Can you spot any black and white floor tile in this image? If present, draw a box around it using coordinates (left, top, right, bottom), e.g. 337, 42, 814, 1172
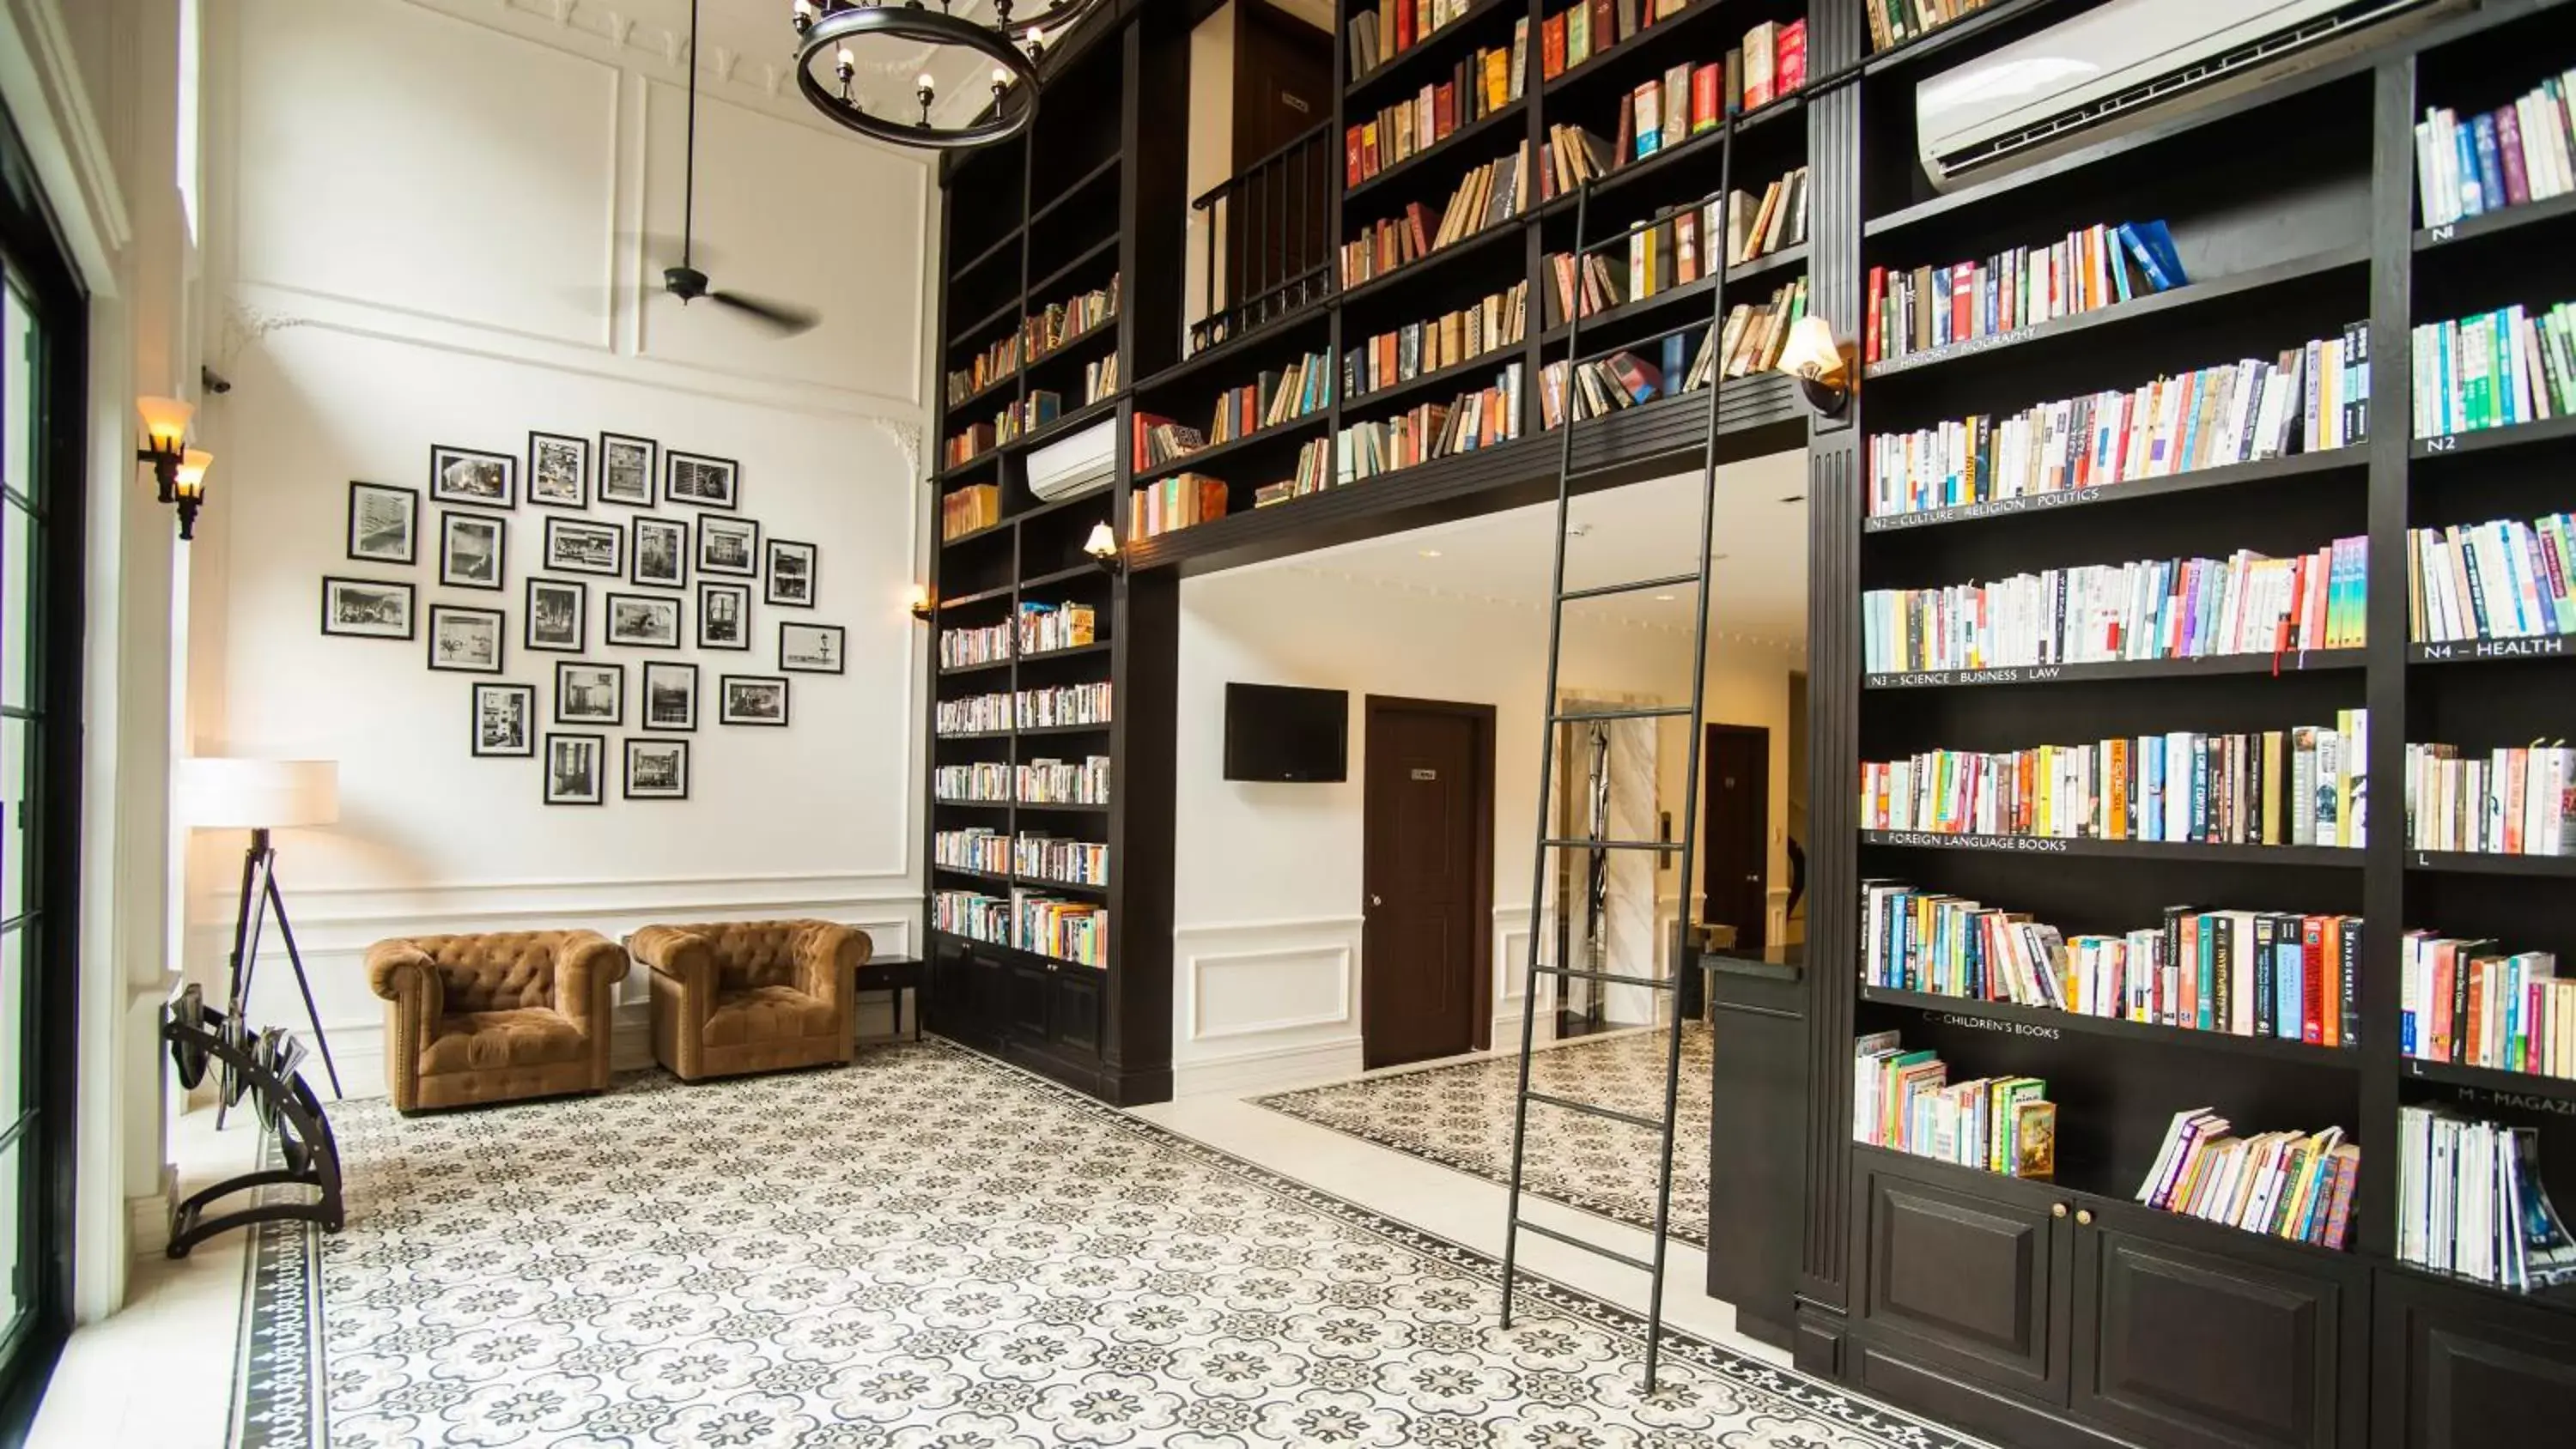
1257, 1025, 1715, 1246
232, 1040, 1974, 1448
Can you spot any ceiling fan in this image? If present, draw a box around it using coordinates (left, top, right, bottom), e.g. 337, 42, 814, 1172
656, 0, 819, 337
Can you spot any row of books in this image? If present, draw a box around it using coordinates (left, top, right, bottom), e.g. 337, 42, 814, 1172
933, 692, 1012, 736
1861, 538, 2369, 675
929, 888, 1107, 968
2410, 301, 2576, 438
2138, 1112, 2357, 1249
933, 762, 1012, 802
2403, 743, 2576, 856
1346, 0, 1487, 79
1866, 0, 1991, 53
932, 888, 1012, 948
933, 828, 1010, 876
1865, 324, 2372, 518
944, 421, 997, 468
1541, 172, 1808, 328
1344, 283, 1528, 399
1863, 220, 2188, 366
993, 391, 1064, 447
1131, 474, 1229, 541
1026, 276, 1116, 360
2403, 932, 2573, 1080
2408, 512, 2576, 644
1340, 142, 1531, 288
939, 618, 1012, 670
1210, 352, 1333, 446
1862, 714, 2372, 848
945, 330, 1019, 405
1337, 364, 1527, 484
1017, 600, 1097, 654
2399, 1104, 2576, 1290
1540, 275, 1809, 426
2413, 74, 2576, 227
1256, 439, 1335, 509
1595, 20, 1808, 166
1018, 682, 1110, 731
1017, 755, 1110, 806
1080, 354, 1119, 407
1538, 0, 1691, 82
1853, 1033, 2057, 1179
1862, 883, 2361, 1046
940, 482, 1000, 541
1016, 834, 1109, 888
1344, 38, 1524, 188
1133, 412, 1208, 471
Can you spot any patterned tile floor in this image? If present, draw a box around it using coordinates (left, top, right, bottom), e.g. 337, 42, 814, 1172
231, 1040, 1974, 1448
1257, 1025, 1715, 1246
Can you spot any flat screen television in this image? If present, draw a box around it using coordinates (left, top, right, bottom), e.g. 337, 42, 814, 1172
1224, 682, 1348, 782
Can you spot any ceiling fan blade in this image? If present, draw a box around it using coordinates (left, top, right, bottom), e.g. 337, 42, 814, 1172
707, 289, 820, 336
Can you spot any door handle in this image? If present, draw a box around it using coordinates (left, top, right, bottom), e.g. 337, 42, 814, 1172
1369, 894, 1383, 907
1744, 874, 1760, 883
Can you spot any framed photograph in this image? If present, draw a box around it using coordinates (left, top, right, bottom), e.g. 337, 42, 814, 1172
543, 732, 606, 806
527, 431, 591, 509
346, 481, 418, 564
598, 433, 657, 506
696, 514, 760, 577
641, 660, 699, 732
552, 660, 624, 726
524, 577, 586, 653
426, 603, 506, 674
438, 510, 507, 591
623, 738, 690, 800
697, 581, 751, 650
429, 444, 515, 509
779, 621, 847, 674
665, 450, 739, 509
320, 576, 416, 640
719, 674, 790, 726
630, 517, 689, 590
471, 682, 536, 758
543, 517, 623, 577
765, 538, 817, 609
603, 591, 683, 649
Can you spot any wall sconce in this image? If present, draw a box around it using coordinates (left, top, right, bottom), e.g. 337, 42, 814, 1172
906, 583, 934, 622
1773, 315, 1855, 419
173, 450, 212, 542
1083, 521, 1123, 574
136, 395, 193, 502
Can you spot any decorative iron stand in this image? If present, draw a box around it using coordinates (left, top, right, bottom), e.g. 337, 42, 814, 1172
161, 991, 344, 1258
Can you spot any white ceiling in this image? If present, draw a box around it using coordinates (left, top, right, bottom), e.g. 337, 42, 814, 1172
1264, 452, 1814, 651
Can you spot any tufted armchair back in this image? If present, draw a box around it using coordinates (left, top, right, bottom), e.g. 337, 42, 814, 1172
409, 931, 579, 1013
632, 918, 870, 1082
663, 919, 862, 990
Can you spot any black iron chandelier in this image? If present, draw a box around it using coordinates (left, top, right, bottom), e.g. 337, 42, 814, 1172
791, 1, 1096, 151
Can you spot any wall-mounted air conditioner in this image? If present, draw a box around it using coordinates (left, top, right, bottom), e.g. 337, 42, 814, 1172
1917, 0, 2463, 190
1027, 418, 1116, 502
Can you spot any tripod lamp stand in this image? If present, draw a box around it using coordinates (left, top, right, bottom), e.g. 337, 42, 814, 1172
177, 757, 343, 1108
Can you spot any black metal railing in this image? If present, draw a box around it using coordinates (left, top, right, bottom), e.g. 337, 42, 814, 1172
1188, 121, 1334, 356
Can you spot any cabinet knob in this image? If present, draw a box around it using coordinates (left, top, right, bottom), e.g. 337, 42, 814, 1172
2050, 1203, 2069, 1219
2075, 1209, 2094, 1227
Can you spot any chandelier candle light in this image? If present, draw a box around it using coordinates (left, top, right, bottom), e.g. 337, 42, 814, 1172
789, 1, 1104, 151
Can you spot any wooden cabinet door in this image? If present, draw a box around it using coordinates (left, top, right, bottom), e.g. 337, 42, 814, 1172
2374, 1268, 2576, 1449
1004, 961, 1052, 1044
1854, 1155, 2071, 1404
2073, 1214, 2361, 1449
1051, 969, 1102, 1056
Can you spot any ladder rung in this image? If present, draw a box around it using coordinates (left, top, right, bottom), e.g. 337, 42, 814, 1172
1534, 965, 1677, 989
1558, 573, 1700, 603
1525, 1090, 1667, 1131
1513, 1217, 1655, 1271
1540, 837, 1684, 852
1552, 705, 1693, 723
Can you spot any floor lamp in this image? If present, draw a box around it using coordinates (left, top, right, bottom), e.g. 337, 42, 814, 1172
177, 758, 344, 1113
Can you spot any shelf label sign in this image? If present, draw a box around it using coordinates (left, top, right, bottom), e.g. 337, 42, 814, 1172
1925, 1009, 2062, 1041
1880, 831, 2070, 853
2415, 636, 2567, 661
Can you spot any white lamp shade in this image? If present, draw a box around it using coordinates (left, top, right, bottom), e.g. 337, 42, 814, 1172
177, 758, 340, 830
1774, 314, 1844, 380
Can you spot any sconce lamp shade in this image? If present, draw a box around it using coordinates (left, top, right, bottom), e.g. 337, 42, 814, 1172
1775, 315, 1844, 382
174, 450, 213, 500
176, 758, 340, 831
1082, 522, 1118, 559
136, 395, 194, 454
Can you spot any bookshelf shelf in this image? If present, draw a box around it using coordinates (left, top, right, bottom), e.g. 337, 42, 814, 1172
1857, 446, 2366, 536
935, 728, 1014, 742
2407, 634, 2576, 664
1346, 344, 1523, 412
2382, 1258, 2576, 1320
2409, 411, 2576, 459
949, 227, 1023, 283
936, 582, 1015, 611
1018, 640, 1117, 665
1026, 323, 1121, 376
938, 512, 1010, 545
947, 296, 1023, 349
1133, 408, 1334, 485
1861, 648, 2366, 690
2403, 1057, 2576, 1105
1016, 800, 1111, 815
2405, 850, 2576, 878
1860, 985, 2360, 1069
928, 926, 1106, 976
1346, 98, 1528, 203
1335, 216, 1528, 308
1534, 96, 1807, 219
933, 864, 1013, 887
1861, 831, 2361, 867
1856, 0, 2057, 80
1005, 395, 1125, 456
945, 370, 1021, 413
1018, 561, 1107, 591
2412, 191, 2576, 252
1007, 486, 1115, 530
935, 657, 1013, 679
1018, 875, 1110, 897
1031, 233, 1121, 298
1859, 243, 2369, 381
1539, 244, 1809, 347
1018, 721, 1115, 737
1030, 153, 1123, 226
932, 797, 1012, 809
1539, 0, 1740, 97
1343, 0, 1523, 105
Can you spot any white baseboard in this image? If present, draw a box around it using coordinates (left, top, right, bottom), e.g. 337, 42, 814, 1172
126, 1166, 176, 1258
1171, 1037, 1364, 1099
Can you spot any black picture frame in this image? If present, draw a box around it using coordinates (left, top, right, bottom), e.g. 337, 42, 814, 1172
543, 732, 607, 806
552, 660, 624, 727
630, 516, 690, 590
470, 682, 536, 758
598, 432, 658, 507
665, 449, 739, 509
719, 674, 790, 726
437, 509, 508, 591
345, 481, 418, 565
425, 603, 507, 674
696, 514, 760, 578
623, 738, 690, 800
319, 576, 416, 640
641, 660, 699, 732
602, 591, 683, 649
764, 537, 817, 608
697, 581, 751, 651
429, 443, 516, 509
778, 621, 847, 674
524, 577, 587, 653
543, 517, 624, 577
527, 431, 591, 509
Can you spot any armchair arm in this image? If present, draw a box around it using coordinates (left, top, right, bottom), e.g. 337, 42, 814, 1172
629, 925, 715, 994
550, 931, 629, 1026
794, 921, 870, 1005
366, 940, 443, 1020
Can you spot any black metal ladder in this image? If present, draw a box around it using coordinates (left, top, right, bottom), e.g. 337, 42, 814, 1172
1497, 116, 1744, 1395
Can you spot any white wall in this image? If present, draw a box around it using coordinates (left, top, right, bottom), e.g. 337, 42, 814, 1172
1170, 563, 1798, 1094
185, 0, 936, 1100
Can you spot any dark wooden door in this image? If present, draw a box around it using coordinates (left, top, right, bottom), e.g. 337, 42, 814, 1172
1700, 724, 1770, 949
1854, 1155, 2071, 1405
1228, 1, 1333, 306
2374, 1265, 2576, 1449
1362, 697, 1493, 1069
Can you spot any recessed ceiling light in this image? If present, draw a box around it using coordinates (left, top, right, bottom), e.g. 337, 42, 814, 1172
1419, 549, 1443, 558
1654, 594, 1675, 601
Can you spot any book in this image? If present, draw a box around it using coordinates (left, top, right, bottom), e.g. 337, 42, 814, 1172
2401, 1105, 2576, 1288
1867, 0, 1995, 53
2406, 742, 2576, 855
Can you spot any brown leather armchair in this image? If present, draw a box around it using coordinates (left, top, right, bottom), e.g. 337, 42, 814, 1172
631, 919, 870, 1082
365, 930, 629, 1112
